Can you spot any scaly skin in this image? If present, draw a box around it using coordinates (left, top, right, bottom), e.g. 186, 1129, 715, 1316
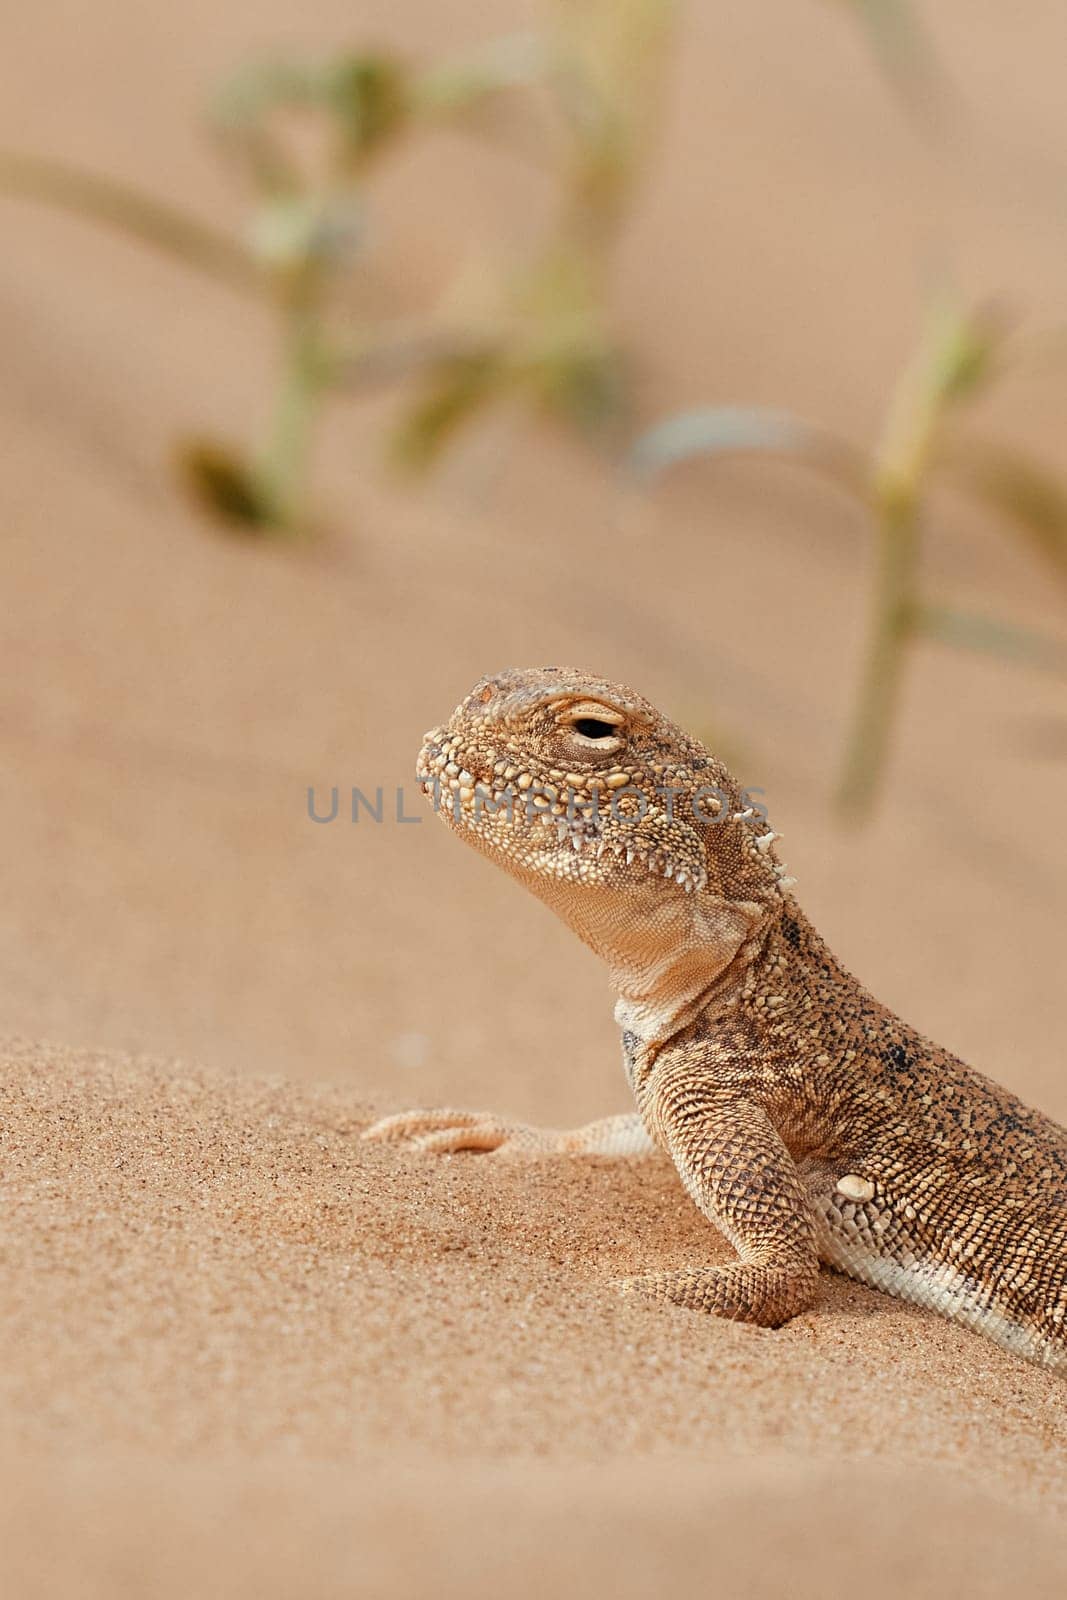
365, 667, 1067, 1371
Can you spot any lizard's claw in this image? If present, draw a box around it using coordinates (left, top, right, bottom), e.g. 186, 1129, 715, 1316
361, 1108, 560, 1156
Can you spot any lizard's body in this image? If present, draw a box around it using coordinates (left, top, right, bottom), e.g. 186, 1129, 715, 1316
366, 668, 1067, 1373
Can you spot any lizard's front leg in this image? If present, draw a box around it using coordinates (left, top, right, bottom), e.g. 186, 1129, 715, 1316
362, 1108, 654, 1157
621, 1070, 820, 1327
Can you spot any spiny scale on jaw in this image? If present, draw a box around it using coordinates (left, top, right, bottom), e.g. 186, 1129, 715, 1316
416, 667, 794, 906
740, 817, 797, 896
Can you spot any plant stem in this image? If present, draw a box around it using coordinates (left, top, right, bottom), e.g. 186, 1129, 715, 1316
835, 491, 920, 819
834, 297, 987, 818
253, 309, 329, 533
0, 149, 260, 294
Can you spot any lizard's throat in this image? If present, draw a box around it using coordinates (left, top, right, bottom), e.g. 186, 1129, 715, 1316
529, 872, 769, 1045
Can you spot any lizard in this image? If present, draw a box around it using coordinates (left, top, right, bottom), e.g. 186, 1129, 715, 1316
364, 666, 1067, 1373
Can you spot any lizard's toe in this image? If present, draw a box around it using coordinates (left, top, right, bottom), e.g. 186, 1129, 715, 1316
611, 1266, 816, 1325
361, 1109, 483, 1146
412, 1122, 513, 1154
364, 1109, 564, 1156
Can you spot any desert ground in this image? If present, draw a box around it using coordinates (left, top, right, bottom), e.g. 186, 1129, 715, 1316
2, 2, 1067, 1595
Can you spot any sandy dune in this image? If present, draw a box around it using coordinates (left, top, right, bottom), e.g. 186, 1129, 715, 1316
2, 1039, 1066, 1598
3, 0, 1067, 1592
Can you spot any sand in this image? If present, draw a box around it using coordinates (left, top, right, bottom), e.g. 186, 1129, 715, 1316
2, 0, 1067, 1593
2, 1038, 1066, 1598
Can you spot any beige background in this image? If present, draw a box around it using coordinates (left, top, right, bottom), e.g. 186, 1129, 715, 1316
2, 2, 1067, 1594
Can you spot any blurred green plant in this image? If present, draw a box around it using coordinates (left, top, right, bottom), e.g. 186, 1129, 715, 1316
0, 0, 951, 534
0, 5, 678, 533
0, 36, 558, 534
634, 292, 1067, 819
392, 0, 676, 468
1, 3, 1063, 831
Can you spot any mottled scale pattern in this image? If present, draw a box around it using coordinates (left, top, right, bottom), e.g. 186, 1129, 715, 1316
364, 667, 1067, 1375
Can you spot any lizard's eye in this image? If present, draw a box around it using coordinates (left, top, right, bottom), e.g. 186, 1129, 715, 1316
559, 697, 627, 752
573, 718, 617, 740
561, 703, 626, 756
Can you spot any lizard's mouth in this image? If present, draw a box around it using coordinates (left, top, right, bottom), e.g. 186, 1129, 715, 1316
416, 729, 586, 840
415, 730, 708, 894
416, 729, 514, 818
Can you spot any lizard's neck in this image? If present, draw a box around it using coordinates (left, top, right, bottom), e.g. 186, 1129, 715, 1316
611, 898, 849, 1049
600, 887, 778, 1046
512, 863, 800, 1046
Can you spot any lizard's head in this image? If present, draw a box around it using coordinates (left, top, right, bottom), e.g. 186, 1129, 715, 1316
417, 668, 792, 1001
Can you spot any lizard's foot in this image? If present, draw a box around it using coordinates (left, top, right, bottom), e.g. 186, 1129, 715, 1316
614, 1263, 818, 1327
361, 1108, 562, 1156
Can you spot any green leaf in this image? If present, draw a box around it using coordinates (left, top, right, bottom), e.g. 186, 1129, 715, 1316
630, 406, 868, 497
944, 442, 1067, 585
213, 54, 410, 175
391, 351, 507, 471
930, 302, 1003, 407
874, 296, 1006, 505
325, 55, 410, 164
176, 439, 278, 534
917, 603, 1067, 672
529, 342, 627, 431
